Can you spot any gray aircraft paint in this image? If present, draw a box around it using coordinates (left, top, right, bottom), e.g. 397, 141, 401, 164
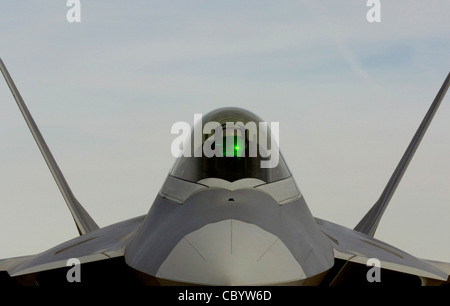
125, 184, 334, 285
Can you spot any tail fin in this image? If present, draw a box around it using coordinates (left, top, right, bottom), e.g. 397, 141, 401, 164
354, 72, 450, 237
0, 57, 99, 235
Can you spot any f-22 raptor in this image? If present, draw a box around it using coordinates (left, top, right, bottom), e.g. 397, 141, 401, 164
0, 58, 449, 286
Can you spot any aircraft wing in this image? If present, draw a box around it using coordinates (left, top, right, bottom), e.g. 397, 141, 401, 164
0, 215, 144, 285
315, 217, 450, 285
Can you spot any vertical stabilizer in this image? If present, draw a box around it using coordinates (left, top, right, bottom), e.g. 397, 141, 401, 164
354, 72, 450, 237
0, 58, 99, 235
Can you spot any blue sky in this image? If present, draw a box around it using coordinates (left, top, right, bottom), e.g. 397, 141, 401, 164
0, 1, 449, 262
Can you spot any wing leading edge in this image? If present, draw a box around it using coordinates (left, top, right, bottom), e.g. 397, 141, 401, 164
0, 215, 144, 286
316, 218, 449, 285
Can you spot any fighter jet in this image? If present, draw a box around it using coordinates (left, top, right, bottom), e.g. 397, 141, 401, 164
0, 57, 449, 286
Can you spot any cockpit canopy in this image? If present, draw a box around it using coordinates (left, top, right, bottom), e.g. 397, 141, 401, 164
170, 107, 291, 183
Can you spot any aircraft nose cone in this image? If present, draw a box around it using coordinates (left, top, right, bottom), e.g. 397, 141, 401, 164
155, 219, 306, 285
